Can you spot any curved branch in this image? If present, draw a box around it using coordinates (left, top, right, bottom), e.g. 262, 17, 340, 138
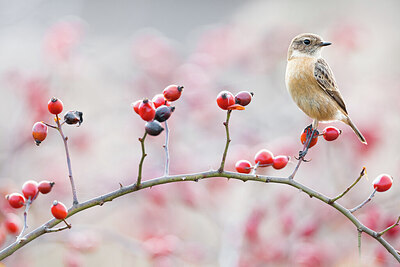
0, 170, 399, 262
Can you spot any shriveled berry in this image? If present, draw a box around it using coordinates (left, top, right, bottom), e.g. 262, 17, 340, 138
64, 111, 83, 126
235, 91, 253, 106
48, 97, 64, 115
51, 200, 68, 220
323, 126, 341, 141
4, 213, 21, 234
145, 120, 164, 136
132, 100, 141, 114
6, 193, 25, 209
155, 106, 175, 122
38, 181, 55, 194
254, 149, 274, 166
152, 94, 169, 108
273, 156, 290, 170
163, 85, 183, 102
300, 128, 318, 148
216, 91, 235, 110
235, 160, 252, 174
32, 122, 48, 146
373, 174, 393, 192
138, 99, 156, 121
22, 180, 39, 201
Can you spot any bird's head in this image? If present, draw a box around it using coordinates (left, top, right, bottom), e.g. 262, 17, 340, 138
287, 33, 331, 60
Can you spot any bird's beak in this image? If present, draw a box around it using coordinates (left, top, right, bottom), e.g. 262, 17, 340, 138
319, 41, 332, 47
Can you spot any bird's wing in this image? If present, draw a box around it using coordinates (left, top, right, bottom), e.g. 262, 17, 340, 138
314, 58, 348, 114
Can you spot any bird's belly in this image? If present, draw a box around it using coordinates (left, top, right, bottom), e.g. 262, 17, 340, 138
286, 72, 339, 122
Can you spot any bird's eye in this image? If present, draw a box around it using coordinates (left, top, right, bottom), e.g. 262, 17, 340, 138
303, 39, 311, 45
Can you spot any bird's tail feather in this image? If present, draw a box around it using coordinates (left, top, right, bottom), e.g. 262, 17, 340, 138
345, 117, 367, 145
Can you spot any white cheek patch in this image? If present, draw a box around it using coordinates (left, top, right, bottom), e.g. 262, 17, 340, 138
290, 49, 322, 59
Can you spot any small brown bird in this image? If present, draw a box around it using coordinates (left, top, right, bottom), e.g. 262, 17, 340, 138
285, 33, 367, 144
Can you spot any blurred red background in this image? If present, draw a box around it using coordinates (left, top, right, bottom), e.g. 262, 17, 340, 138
0, 0, 400, 266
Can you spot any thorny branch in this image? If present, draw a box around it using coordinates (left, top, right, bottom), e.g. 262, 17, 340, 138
1, 170, 399, 262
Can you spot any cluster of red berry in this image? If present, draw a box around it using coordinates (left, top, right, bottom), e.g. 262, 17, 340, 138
236, 149, 290, 174
300, 126, 341, 148
132, 85, 183, 136
4, 179, 68, 234
216, 90, 253, 110
32, 97, 83, 145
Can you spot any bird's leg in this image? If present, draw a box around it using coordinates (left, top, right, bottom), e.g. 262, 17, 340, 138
298, 124, 319, 159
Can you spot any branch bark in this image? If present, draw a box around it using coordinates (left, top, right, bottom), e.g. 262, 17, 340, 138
1, 170, 399, 262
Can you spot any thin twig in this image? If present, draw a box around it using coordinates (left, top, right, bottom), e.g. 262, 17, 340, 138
350, 188, 377, 213
163, 121, 170, 176
378, 216, 400, 237
329, 167, 366, 204
251, 162, 260, 175
136, 131, 148, 188
55, 114, 79, 206
218, 110, 232, 173
43, 122, 57, 129
358, 229, 362, 259
1, 171, 399, 262
16, 198, 32, 242
44, 219, 71, 233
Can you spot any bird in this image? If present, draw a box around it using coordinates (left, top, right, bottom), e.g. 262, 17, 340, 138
285, 33, 367, 144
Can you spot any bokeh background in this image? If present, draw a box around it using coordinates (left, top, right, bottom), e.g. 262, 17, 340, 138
1, 0, 400, 266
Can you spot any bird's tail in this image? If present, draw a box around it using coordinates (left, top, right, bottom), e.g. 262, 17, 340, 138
344, 117, 367, 145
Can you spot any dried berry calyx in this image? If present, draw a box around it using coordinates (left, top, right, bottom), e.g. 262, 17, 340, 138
64, 111, 83, 126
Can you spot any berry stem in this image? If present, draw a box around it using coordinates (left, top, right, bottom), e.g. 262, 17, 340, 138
349, 188, 377, 213
163, 120, 170, 176
377, 216, 400, 237
56, 114, 79, 206
136, 131, 148, 188
329, 167, 366, 204
44, 220, 71, 233
218, 110, 232, 173
16, 197, 32, 242
251, 162, 260, 175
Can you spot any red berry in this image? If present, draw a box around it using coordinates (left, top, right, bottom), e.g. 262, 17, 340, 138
22, 180, 39, 201
132, 100, 141, 114
163, 85, 183, 102
272, 155, 289, 170
6, 193, 25, 209
51, 200, 68, 220
235, 160, 252, 174
4, 213, 21, 234
322, 126, 341, 141
373, 174, 393, 192
216, 91, 235, 110
38, 181, 55, 194
138, 99, 156, 121
254, 149, 274, 166
48, 97, 64, 115
300, 129, 318, 148
235, 91, 253, 106
152, 94, 169, 108
32, 122, 48, 146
